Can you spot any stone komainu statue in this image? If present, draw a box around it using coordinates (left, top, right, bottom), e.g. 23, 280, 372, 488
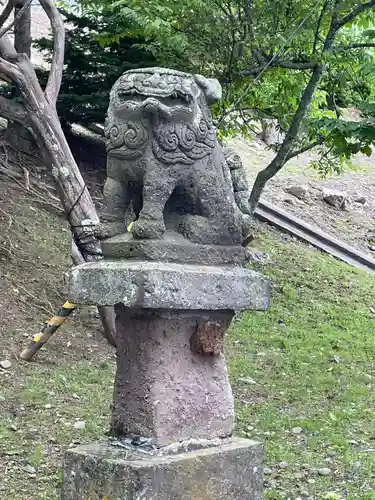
98, 67, 251, 246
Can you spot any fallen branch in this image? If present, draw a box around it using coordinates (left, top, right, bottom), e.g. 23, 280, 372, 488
13, 289, 55, 316
0, 245, 11, 257
23, 166, 29, 190
0, 205, 13, 225
14, 281, 56, 315
0, 161, 63, 213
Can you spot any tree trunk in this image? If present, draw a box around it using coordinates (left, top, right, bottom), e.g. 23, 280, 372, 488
248, 12, 341, 213
31, 93, 117, 346
14, 0, 31, 56
0, 37, 117, 347
37, 103, 117, 346
248, 64, 324, 213
6, 0, 34, 154
0, 1, 117, 347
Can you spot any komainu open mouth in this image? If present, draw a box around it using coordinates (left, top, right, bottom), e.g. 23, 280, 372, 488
117, 90, 193, 106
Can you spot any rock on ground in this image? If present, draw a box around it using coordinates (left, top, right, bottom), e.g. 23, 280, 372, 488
322, 189, 350, 210
285, 184, 309, 201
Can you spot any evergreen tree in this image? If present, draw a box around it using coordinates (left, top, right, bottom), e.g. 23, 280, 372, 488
35, 7, 155, 127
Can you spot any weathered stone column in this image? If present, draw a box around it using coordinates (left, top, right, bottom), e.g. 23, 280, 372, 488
60, 67, 270, 500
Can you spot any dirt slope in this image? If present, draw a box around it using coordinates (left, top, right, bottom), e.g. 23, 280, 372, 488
230, 137, 375, 254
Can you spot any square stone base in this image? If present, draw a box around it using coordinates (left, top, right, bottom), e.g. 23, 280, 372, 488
61, 438, 263, 499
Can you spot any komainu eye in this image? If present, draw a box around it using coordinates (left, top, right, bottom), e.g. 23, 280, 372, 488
110, 125, 119, 138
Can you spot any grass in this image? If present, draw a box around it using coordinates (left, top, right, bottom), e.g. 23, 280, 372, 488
230, 230, 375, 499
0, 360, 114, 499
1, 192, 375, 498
0, 190, 115, 499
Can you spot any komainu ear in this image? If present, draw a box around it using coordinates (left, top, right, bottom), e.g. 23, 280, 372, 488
194, 74, 222, 104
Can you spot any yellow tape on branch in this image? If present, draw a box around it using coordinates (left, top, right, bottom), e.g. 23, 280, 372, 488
19, 301, 78, 361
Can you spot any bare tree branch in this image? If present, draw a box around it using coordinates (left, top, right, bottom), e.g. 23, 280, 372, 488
38, 0, 65, 105
337, 42, 375, 50
278, 60, 318, 70
0, 0, 13, 30
313, 0, 329, 53
337, 0, 375, 28
240, 64, 267, 76
241, 59, 317, 76
0, 0, 32, 39
286, 137, 325, 160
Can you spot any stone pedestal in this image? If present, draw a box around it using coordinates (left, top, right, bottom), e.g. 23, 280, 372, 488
112, 306, 235, 444
61, 66, 272, 499
63, 256, 270, 499
66, 260, 269, 311
61, 438, 263, 500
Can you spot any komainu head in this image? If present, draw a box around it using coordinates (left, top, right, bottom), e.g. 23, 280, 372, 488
105, 67, 222, 163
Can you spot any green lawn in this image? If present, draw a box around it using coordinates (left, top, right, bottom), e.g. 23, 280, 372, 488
1, 217, 374, 498
230, 231, 375, 499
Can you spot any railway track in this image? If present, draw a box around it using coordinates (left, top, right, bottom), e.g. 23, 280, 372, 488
255, 200, 375, 273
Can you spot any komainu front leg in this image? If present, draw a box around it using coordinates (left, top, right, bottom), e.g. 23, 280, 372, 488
132, 168, 177, 240
95, 177, 130, 240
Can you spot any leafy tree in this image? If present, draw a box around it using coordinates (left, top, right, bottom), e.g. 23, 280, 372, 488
78, 0, 375, 209
35, 6, 155, 128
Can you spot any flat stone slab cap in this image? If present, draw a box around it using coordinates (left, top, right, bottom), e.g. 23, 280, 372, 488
66, 260, 270, 310
101, 231, 248, 266
61, 437, 263, 500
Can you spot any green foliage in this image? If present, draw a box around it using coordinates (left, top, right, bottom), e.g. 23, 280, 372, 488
77, 0, 375, 173
53, 0, 374, 185
308, 110, 375, 176
81, 0, 323, 76
35, 7, 155, 126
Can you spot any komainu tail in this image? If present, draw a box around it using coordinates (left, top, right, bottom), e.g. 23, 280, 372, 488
222, 145, 251, 215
